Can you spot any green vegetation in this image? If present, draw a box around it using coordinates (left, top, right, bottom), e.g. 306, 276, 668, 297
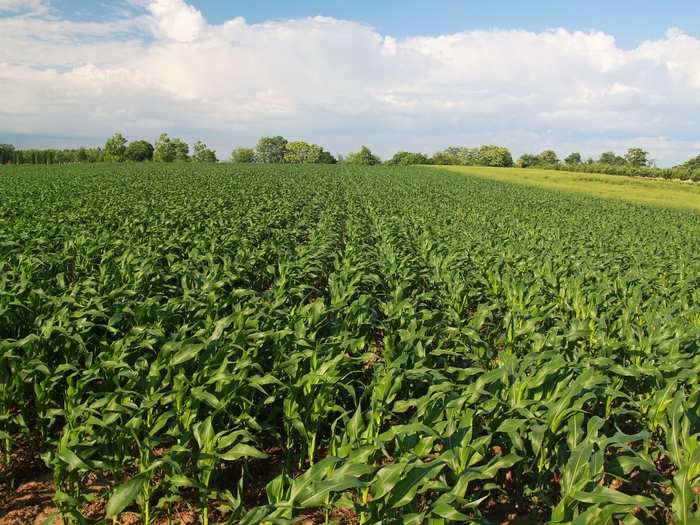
192, 141, 219, 163
125, 140, 155, 162
154, 133, 190, 162
1, 162, 699, 524
439, 165, 700, 213
516, 148, 700, 181
431, 145, 514, 167
344, 146, 381, 165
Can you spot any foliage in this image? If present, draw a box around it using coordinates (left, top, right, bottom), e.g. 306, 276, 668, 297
625, 148, 650, 167
386, 151, 432, 165
431, 147, 480, 165
191, 141, 218, 163
283, 141, 335, 164
154, 133, 189, 162
0, 147, 104, 164
0, 144, 15, 164
433, 145, 513, 167
255, 136, 288, 163
478, 144, 514, 167
1, 162, 699, 524
537, 149, 559, 166
516, 154, 539, 168
564, 152, 582, 165
345, 145, 381, 165
124, 140, 154, 162
680, 154, 700, 171
103, 133, 128, 162
599, 151, 627, 165
230, 147, 255, 163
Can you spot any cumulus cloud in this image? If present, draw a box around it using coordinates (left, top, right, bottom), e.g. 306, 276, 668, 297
1, 0, 699, 164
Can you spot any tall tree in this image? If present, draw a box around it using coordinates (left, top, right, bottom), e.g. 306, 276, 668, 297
192, 141, 218, 162
104, 133, 127, 162
154, 134, 189, 162
255, 136, 287, 163
625, 148, 649, 167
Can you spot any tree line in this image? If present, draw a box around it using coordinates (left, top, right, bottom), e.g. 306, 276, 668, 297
0, 133, 218, 165
514, 148, 700, 181
0, 133, 514, 168
2, 135, 698, 181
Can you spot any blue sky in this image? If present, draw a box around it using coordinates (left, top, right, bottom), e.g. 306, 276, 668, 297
2, 0, 700, 164
52, 0, 700, 48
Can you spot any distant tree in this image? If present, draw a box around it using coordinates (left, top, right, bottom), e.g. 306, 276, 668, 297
104, 133, 127, 162
625, 147, 649, 167
679, 154, 700, 170
430, 147, 474, 165
537, 150, 560, 166
598, 151, 625, 165
256, 136, 287, 163
345, 146, 381, 165
192, 141, 218, 162
231, 147, 255, 163
387, 151, 431, 165
125, 140, 154, 162
478, 145, 513, 167
0, 144, 15, 164
516, 154, 538, 168
317, 149, 337, 164
173, 138, 189, 161
284, 141, 324, 163
564, 152, 582, 165
431, 151, 458, 165
154, 133, 189, 162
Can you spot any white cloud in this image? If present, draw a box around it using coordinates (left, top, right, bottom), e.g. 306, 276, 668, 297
1, 0, 700, 164
0, 0, 47, 14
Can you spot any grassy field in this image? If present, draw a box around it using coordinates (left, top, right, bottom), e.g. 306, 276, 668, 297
1, 163, 699, 524
438, 165, 700, 213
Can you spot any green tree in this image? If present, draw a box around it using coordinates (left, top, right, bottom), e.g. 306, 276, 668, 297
598, 151, 625, 165
564, 152, 582, 165
192, 141, 218, 162
516, 154, 538, 168
537, 150, 560, 166
432, 147, 479, 165
478, 145, 513, 167
154, 134, 189, 162
125, 140, 154, 162
317, 149, 337, 164
283, 141, 324, 163
231, 147, 255, 163
0, 144, 15, 164
104, 133, 127, 162
345, 146, 381, 165
255, 136, 287, 163
625, 147, 649, 167
387, 151, 431, 165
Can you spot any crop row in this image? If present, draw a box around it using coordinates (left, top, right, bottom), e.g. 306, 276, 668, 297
1, 163, 699, 524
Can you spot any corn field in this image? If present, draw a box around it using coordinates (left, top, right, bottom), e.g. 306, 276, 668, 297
1, 163, 699, 524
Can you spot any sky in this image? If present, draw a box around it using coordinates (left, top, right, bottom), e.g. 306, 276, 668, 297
2, 0, 700, 165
